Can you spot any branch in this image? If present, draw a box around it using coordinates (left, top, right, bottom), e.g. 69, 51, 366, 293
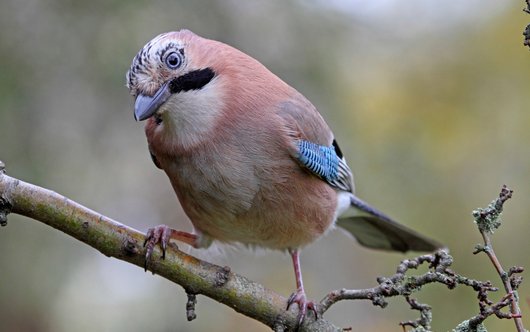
319, 248, 519, 331
472, 185, 526, 332
1, 162, 525, 331
0, 162, 340, 332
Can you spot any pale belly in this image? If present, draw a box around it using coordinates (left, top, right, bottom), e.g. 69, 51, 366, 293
166, 158, 338, 250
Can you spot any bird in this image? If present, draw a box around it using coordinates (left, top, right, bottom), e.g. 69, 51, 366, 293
126, 29, 442, 326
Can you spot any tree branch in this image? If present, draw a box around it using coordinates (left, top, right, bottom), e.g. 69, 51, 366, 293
1, 163, 525, 331
0, 162, 338, 332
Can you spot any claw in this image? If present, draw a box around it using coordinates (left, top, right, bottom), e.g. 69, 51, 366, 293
143, 225, 171, 271
143, 225, 199, 272
287, 288, 318, 327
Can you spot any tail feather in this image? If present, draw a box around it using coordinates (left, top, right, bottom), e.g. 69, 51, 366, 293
336, 194, 443, 252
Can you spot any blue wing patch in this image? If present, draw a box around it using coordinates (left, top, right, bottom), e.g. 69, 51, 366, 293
297, 140, 339, 183
296, 139, 354, 192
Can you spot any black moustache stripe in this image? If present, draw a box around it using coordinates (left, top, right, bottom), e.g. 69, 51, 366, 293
169, 68, 216, 94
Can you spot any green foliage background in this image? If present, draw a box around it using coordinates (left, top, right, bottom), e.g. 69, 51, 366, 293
1, 1, 529, 331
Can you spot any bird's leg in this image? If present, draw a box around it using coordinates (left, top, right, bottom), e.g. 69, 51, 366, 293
286, 249, 318, 326
144, 224, 198, 270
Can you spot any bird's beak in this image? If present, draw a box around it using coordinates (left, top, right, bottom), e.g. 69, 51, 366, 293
134, 81, 171, 121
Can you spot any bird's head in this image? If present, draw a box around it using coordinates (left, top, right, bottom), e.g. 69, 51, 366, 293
126, 29, 222, 122
126, 29, 291, 150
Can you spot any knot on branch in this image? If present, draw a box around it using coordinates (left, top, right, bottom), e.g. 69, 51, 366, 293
508, 266, 524, 290
123, 236, 140, 256
214, 266, 231, 287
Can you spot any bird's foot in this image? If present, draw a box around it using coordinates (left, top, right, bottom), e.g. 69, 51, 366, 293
287, 288, 319, 327
144, 224, 172, 270
143, 225, 198, 271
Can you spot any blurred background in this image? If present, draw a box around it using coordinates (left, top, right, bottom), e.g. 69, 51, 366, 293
1, 0, 529, 331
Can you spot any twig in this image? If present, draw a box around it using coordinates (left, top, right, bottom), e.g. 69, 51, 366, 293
472, 185, 525, 332
319, 251, 451, 314
320, 249, 513, 331
399, 296, 432, 331
186, 292, 198, 321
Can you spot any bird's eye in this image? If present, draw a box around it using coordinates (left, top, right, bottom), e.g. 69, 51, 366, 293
164, 52, 183, 69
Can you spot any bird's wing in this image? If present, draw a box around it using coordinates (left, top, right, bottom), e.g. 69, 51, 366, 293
276, 93, 354, 192
276, 93, 442, 253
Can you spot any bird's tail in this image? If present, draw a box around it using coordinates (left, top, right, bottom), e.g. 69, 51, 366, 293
336, 194, 443, 252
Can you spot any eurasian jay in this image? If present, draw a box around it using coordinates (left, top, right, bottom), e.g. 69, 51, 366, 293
126, 29, 442, 325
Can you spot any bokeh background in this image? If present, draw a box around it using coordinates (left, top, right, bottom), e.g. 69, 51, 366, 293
1, 0, 529, 331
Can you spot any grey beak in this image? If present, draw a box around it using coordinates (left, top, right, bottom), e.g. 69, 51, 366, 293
134, 81, 171, 121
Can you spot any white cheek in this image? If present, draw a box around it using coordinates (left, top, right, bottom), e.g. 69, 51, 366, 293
158, 79, 224, 149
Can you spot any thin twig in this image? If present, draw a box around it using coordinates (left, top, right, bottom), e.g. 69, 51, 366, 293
399, 296, 432, 330
472, 185, 525, 332
468, 293, 514, 329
